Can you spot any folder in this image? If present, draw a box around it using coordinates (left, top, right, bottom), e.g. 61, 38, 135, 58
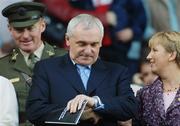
45, 100, 88, 125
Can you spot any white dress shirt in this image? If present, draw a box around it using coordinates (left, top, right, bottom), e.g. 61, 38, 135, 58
0, 76, 18, 126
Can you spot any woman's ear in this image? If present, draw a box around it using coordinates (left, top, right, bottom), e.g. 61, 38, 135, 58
169, 51, 177, 61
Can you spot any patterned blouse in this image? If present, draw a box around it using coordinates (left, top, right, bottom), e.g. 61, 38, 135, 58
136, 77, 180, 126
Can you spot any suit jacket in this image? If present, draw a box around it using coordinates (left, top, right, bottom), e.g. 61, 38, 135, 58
0, 42, 66, 126
136, 77, 180, 126
26, 54, 138, 126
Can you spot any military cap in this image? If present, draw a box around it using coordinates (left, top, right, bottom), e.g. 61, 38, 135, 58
2, 1, 46, 28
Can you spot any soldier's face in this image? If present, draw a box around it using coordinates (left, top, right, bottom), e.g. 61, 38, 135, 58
8, 19, 46, 53
66, 24, 102, 65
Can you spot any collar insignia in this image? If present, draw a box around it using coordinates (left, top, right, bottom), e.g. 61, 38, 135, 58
46, 50, 54, 56
11, 50, 18, 61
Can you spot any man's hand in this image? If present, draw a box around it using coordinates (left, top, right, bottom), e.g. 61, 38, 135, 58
66, 94, 96, 113
118, 119, 132, 126
116, 28, 133, 42
106, 11, 117, 26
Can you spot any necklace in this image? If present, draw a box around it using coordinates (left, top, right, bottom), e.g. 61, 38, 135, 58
163, 84, 180, 95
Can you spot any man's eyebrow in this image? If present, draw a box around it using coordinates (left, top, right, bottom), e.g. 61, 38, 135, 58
76, 41, 84, 43
77, 40, 99, 43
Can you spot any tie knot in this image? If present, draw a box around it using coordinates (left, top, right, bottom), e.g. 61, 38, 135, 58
28, 53, 38, 70
76, 64, 90, 74
28, 53, 35, 60
76, 64, 89, 70
76, 64, 91, 90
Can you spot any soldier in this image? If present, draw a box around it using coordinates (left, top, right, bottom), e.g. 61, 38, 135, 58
0, 1, 66, 126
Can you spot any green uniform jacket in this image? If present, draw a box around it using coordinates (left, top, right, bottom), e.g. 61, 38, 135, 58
0, 42, 66, 125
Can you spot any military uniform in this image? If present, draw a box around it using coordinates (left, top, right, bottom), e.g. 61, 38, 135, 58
0, 42, 66, 125
1, 1, 67, 126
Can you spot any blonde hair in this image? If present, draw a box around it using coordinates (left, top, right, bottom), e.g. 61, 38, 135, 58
149, 31, 180, 67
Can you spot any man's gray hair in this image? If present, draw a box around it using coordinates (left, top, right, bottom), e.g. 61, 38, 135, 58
66, 14, 104, 38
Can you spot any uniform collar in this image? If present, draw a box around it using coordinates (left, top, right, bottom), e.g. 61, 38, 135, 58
10, 42, 57, 62
20, 43, 44, 60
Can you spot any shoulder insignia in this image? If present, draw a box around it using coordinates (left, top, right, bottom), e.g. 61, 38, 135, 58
10, 77, 20, 83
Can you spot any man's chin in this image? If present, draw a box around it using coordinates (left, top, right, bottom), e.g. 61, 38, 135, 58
74, 57, 95, 65
78, 60, 94, 65
20, 47, 34, 53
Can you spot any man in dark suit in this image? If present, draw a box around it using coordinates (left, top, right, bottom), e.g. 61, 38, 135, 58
26, 14, 138, 126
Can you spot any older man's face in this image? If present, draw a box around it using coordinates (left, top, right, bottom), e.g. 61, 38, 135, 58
66, 24, 102, 65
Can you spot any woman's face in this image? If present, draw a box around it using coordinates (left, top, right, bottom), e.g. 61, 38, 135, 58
146, 44, 171, 74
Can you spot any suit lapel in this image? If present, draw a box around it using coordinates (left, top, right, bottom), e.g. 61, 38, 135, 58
153, 80, 166, 119
87, 59, 109, 95
58, 55, 86, 94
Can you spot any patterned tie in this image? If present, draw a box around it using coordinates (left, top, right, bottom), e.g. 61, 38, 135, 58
76, 64, 91, 90
28, 53, 38, 70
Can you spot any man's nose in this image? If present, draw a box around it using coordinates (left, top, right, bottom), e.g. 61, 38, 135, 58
84, 46, 92, 53
22, 29, 30, 38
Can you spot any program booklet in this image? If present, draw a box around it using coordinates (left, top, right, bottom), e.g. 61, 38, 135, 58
45, 100, 88, 125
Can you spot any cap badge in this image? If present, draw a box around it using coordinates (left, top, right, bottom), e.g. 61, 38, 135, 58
17, 7, 27, 16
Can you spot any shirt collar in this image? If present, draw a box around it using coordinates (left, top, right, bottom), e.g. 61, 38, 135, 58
71, 59, 91, 69
20, 43, 44, 59
20, 43, 44, 64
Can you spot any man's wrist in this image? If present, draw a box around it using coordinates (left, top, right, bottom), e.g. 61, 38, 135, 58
92, 96, 104, 110
93, 96, 98, 107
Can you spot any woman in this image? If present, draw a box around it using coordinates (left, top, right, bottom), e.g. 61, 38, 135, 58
136, 31, 180, 126
0, 76, 18, 126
